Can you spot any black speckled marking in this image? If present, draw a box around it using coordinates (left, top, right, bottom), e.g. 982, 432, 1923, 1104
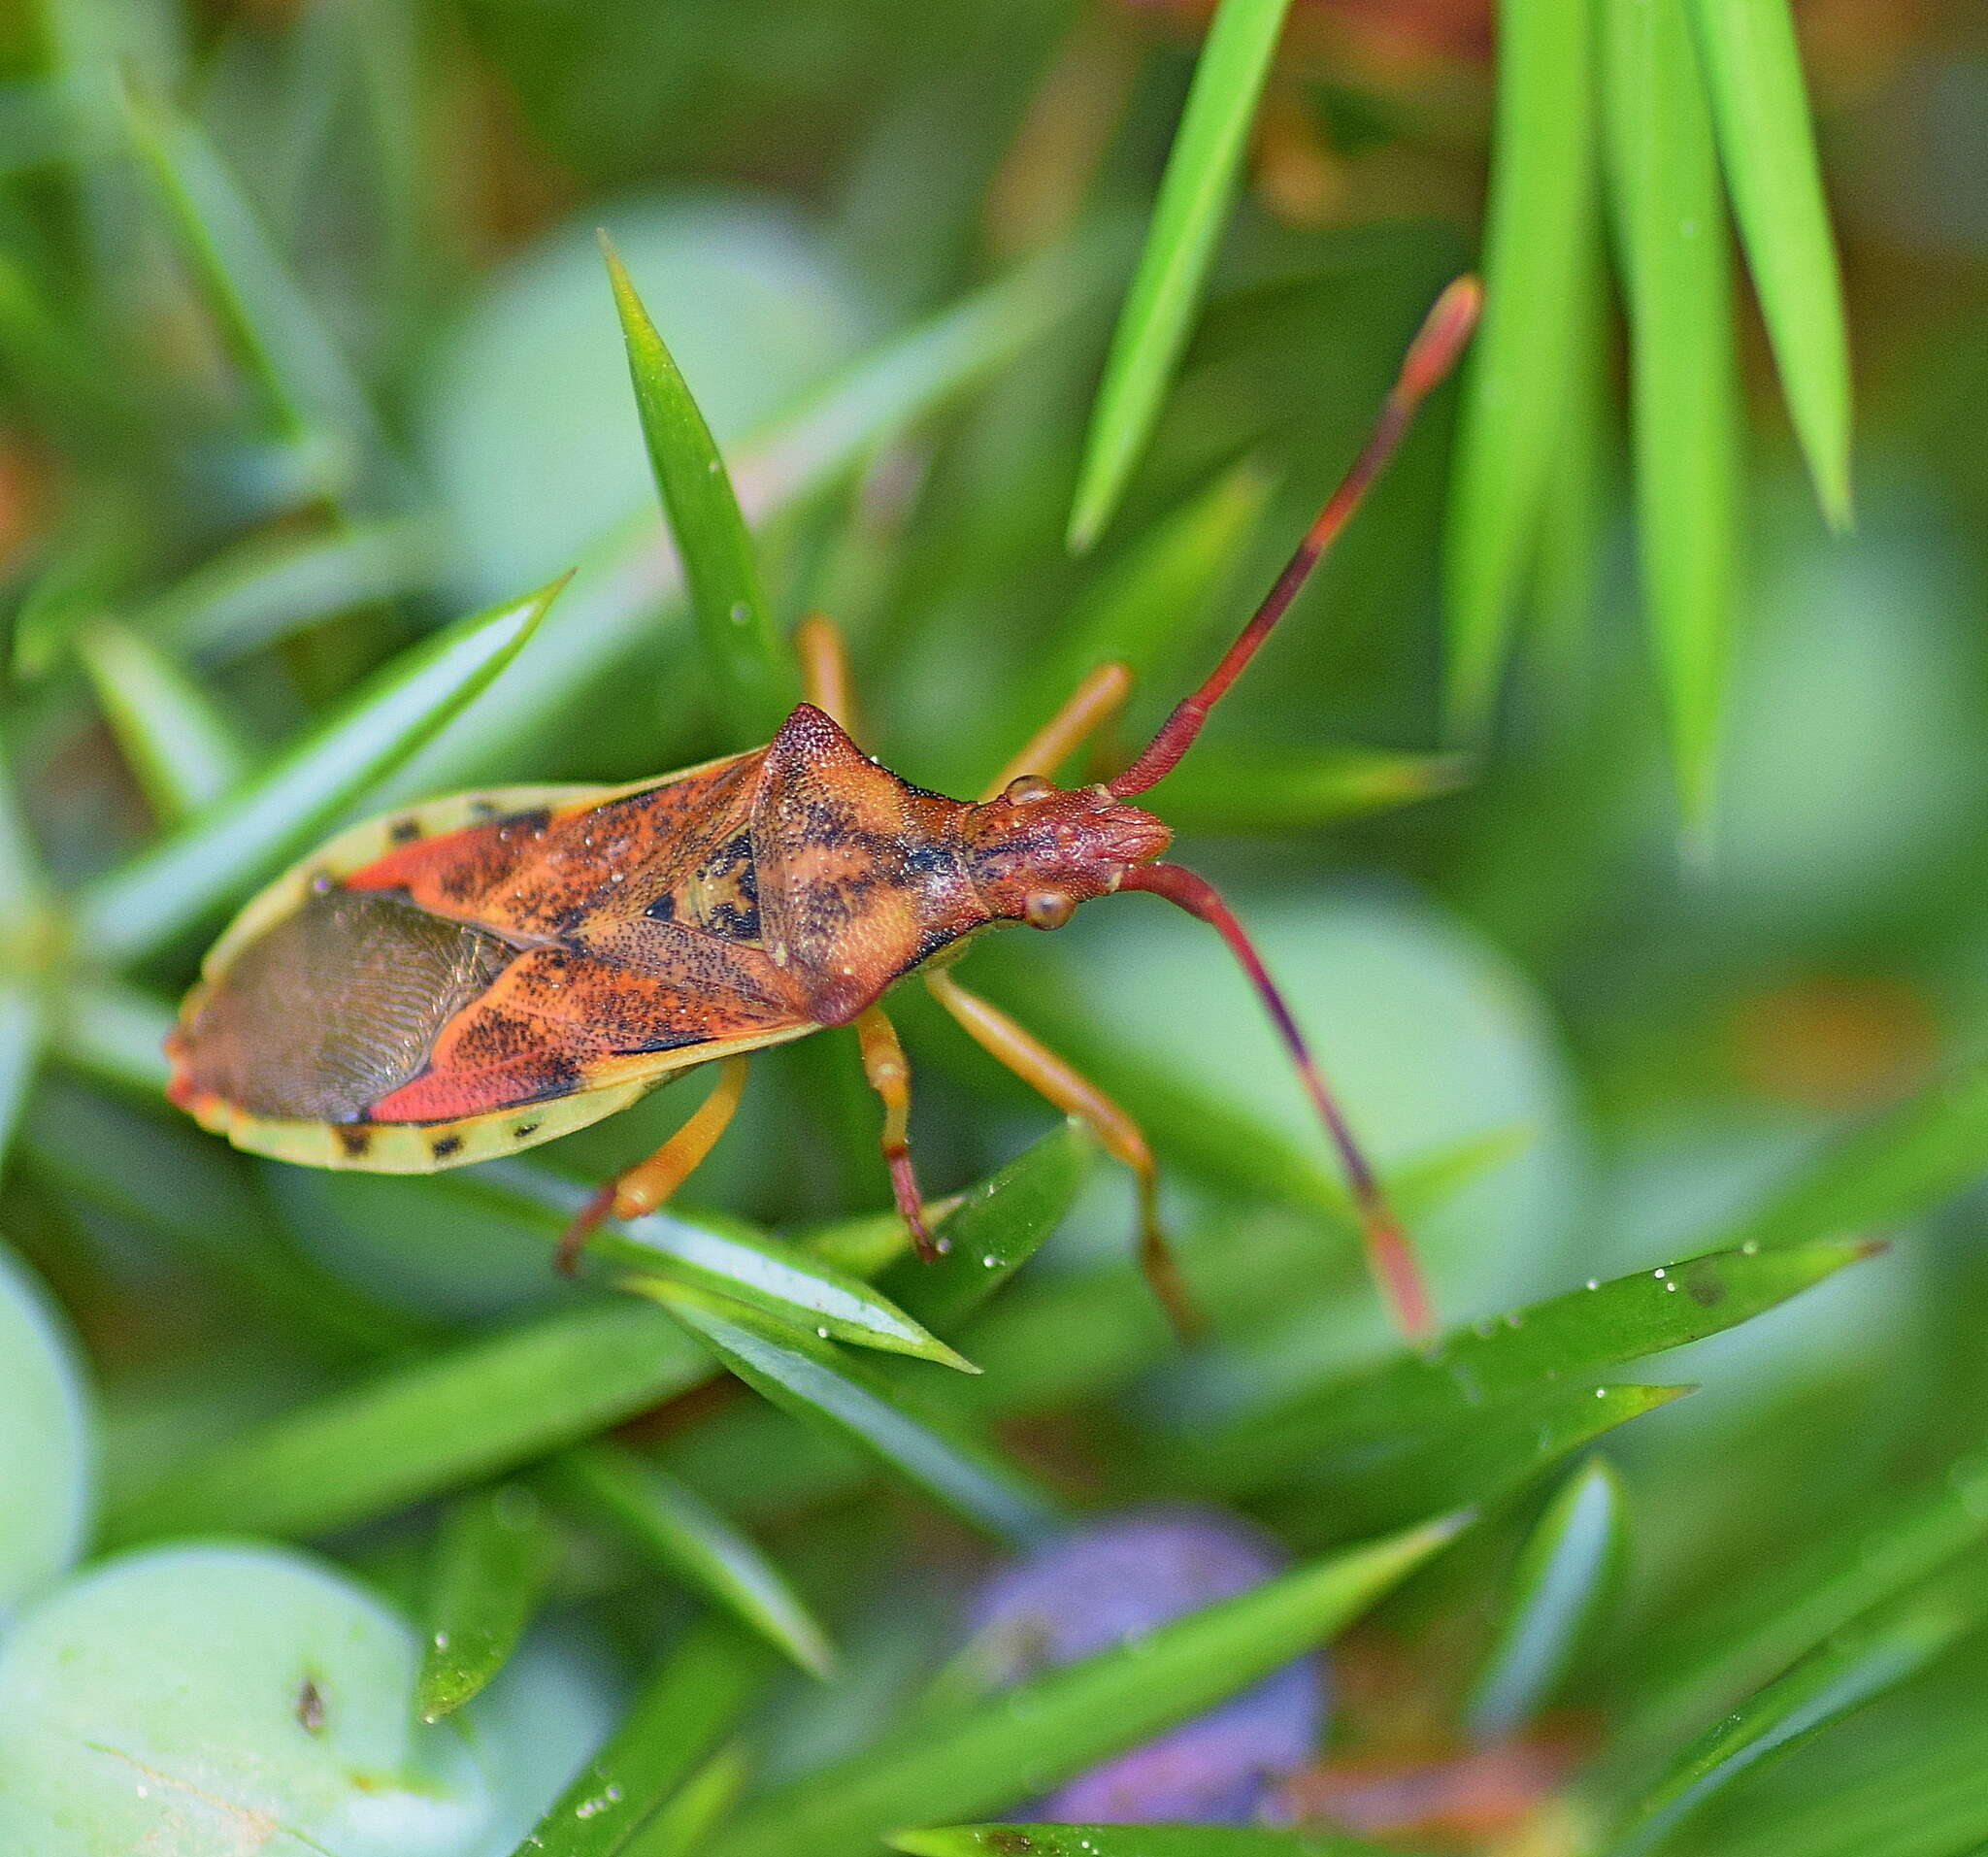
336, 1124, 372, 1158
430, 1134, 462, 1159
513, 1121, 540, 1140
434, 808, 553, 909
388, 818, 422, 845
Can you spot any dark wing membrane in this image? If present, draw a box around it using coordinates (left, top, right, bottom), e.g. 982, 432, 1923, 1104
172, 888, 514, 1121
173, 888, 811, 1129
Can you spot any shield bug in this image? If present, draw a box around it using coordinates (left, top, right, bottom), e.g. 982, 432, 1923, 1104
166, 278, 1479, 1342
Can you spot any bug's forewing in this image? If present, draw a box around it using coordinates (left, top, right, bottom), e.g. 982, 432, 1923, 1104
169, 754, 821, 1169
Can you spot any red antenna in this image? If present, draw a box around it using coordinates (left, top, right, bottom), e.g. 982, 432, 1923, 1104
1110, 276, 1481, 801
1120, 863, 1434, 1343
1111, 277, 1481, 1346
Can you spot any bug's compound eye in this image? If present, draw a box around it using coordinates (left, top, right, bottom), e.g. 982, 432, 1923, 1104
1003, 775, 1057, 807
1023, 890, 1076, 931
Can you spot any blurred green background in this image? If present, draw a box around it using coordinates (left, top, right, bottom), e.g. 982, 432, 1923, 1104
3, 1, 1988, 1853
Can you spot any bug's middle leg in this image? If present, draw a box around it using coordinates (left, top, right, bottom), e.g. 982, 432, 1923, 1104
923, 967, 1197, 1337
554, 1055, 750, 1272
853, 1004, 938, 1262
980, 661, 1133, 799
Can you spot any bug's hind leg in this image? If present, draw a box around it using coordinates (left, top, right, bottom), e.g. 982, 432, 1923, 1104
923, 968, 1198, 1338
853, 1004, 938, 1262
795, 613, 857, 736
554, 1056, 750, 1273
980, 662, 1133, 799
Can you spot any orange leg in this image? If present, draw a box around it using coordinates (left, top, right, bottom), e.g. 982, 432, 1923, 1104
924, 967, 1198, 1338
794, 612, 856, 736
555, 1057, 750, 1272
980, 661, 1133, 800
854, 1003, 938, 1262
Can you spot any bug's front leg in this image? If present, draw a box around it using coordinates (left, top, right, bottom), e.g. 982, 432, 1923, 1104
924, 968, 1198, 1338
794, 612, 856, 735
980, 661, 1133, 799
554, 1055, 751, 1272
853, 1004, 938, 1262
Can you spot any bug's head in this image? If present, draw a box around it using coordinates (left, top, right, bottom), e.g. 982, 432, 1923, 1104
959, 776, 1171, 929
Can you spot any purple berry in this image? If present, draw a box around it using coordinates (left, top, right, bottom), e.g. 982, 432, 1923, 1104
963, 1506, 1327, 1824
